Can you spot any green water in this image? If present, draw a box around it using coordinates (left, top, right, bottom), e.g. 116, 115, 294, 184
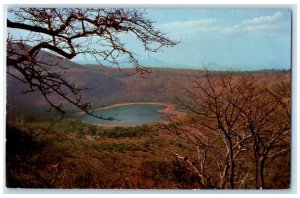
81, 104, 166, 126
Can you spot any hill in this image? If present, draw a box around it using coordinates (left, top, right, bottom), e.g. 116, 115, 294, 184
6, 47, 291, 119
6, 48, 291, 189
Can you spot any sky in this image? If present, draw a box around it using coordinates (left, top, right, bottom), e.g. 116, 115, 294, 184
78, 8, 290, 71
8, 8, 292, 71
140, 8, 292, 70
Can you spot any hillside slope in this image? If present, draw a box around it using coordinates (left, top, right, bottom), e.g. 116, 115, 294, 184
6, 48, 290, 119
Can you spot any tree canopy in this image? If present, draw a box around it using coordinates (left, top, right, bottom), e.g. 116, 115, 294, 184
7, 8, 178, 118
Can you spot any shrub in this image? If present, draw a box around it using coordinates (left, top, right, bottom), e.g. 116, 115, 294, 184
88, 125, 98, 136
140, 160, 201, 188
97, 143, 141, 152
98, 126, 146, 138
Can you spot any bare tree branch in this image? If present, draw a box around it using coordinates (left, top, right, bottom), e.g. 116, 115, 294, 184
7, 8, 178, 118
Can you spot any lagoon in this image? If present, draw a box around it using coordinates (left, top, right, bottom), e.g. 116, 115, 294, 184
81, 103, 167, 126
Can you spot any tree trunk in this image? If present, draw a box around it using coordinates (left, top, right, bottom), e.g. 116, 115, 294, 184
228, 138, 235, 189
260, 157, 266, 189
254, 148, 259, 189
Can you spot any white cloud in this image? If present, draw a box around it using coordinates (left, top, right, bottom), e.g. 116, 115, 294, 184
243, 24, 284, 31
159, 18, 217, 30
241, 11, 283, 25
220, 11, 284, 34
158, 11, 285, 39
221, 25, 240, 33
158, 18, 219, 38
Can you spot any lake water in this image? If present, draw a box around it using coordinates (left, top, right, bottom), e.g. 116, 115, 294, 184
81, 104, 166, 126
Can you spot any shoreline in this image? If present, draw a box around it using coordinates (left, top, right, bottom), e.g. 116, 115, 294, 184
78, 102, 186, 128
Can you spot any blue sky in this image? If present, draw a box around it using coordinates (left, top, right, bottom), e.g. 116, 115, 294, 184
125, 8, 291, 70
8, 8, 292, 70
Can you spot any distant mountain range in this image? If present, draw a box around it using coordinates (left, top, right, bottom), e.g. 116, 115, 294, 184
75, 58, 291, 72
75, 57, 197, 69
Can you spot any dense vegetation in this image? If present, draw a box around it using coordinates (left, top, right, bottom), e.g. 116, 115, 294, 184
6, 68, 291, 189
6, 119, 200, 188
6, 98, 290, 189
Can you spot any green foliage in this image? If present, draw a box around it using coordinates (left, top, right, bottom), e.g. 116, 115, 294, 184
76, 130, 84, 139
67, 120, 86, 131
97, 125, 154, 138
65, 120, 86, 139
45, 119, 156, 139
88, 125, 98, 136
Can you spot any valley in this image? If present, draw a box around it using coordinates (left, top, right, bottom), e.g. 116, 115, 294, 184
6, 53, 291, 189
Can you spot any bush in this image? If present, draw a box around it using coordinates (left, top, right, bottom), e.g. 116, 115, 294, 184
140, 160, 201, 189
88, 125, 98, 136
97, 143, 141, 152
98, 126, 152, 138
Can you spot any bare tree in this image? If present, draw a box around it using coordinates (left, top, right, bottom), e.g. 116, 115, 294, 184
162, 71, 291, 189
240, 76, 291, 189
7, 8, 177, 118
163, 72, 255, 189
